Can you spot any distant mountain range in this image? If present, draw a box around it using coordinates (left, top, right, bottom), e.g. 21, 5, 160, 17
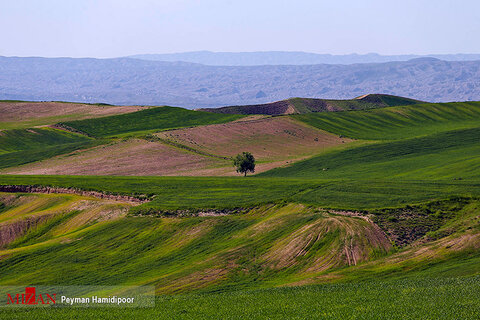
129, 51, 480, 66
1, 56, 480, 107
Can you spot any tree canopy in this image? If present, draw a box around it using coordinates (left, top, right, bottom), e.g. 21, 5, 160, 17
233, 152, 255, 176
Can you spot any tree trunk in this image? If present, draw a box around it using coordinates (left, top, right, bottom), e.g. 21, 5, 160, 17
244, 171, 247, 177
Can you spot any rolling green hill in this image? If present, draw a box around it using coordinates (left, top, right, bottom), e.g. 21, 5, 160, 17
0, 191, 479, 320
0, 128, 103, 169
257, 102, 480, 182
0, 128, 91, 154
1, 194, 479, 292
60, 106, 244, 137
294, 101, 480, 140
259, 127, 480, 180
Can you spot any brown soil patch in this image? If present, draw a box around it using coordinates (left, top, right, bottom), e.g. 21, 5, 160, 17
198, 100, 296, 115
156, 116, 350, 163
197, 98, 354, 115
4, 116, 350, 176
2, 139, 228, 176
0, 214, 52, 247
0, 101, 147, 128
0, 185, 146, 204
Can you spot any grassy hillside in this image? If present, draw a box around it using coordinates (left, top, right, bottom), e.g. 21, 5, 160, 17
0, 128, 103, 169
1, 138, 233, 176
0, 192, 479, 317
198, 94, 423, 115
0, 203, 387, 289
1, 194, 479, 292
259, 127, 480, 180
258, 102, 480, 182
354, 93, 423, 107
294, 101, 480, 140
0, 128, 91, 154
155, 117, 347, 162
60, 106, 244, 137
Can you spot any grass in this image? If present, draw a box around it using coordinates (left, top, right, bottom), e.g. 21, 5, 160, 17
259, 127, 480, 180
291, 95, 422, 113
0, 203, 384, 288
60, 107, 244, 137
0, 197, 478, 292
1, 277, 480, 319
0, 128, 106, 169
0, 175, 311, 210
0, 195, 479, 318
294, 101, 480, 140
0, 101, 145, 130
1, 175, 480, 211
0, 128, 91, 154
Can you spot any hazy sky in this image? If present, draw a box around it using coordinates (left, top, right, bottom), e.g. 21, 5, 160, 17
1, 0, 479, 58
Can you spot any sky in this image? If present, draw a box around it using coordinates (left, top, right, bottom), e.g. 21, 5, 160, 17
1, 0, 479, 58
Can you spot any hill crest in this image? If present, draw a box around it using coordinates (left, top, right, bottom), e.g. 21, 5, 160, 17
197, 94, 424, 115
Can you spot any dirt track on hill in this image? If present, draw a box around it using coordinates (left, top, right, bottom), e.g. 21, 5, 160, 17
0, 185, 147, 203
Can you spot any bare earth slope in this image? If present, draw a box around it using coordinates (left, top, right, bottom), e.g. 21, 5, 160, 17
2, 117, 350, 176
1, 139, 230, 176
0, 101, 148, 129
155, 116, 349, 161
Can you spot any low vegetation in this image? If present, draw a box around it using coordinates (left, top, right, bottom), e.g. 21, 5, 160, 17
2, 277, 479, 319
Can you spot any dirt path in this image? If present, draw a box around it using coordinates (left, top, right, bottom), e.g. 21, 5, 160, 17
0, 185, 148, 204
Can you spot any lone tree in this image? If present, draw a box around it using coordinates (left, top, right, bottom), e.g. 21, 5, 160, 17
233, 152, 255, 176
